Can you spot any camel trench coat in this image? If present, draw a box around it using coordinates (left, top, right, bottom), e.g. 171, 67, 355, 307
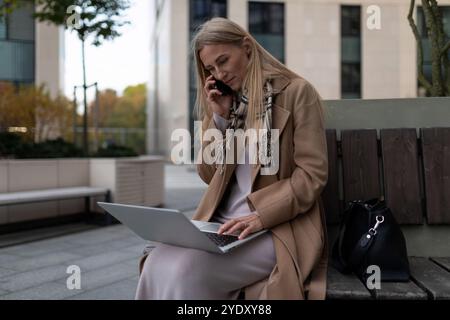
193, 74, 329, 299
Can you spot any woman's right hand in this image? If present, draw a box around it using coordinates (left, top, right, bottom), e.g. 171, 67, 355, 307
204, 75, 233, 119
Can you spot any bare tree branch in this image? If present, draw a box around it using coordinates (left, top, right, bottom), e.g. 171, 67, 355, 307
441, 40, 450, 56
422, 0, 444, 95
408, 0, 433, 94
430, 0, 449, 95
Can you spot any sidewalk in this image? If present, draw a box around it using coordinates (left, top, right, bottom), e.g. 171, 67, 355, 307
0, 164, 207, 300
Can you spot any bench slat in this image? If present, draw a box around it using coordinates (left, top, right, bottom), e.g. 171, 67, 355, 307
421, 128, 450, 224
326, 266, 372, 300
322, 129, 340, 224
430, 257, 450, 272
380, 129, 423, 224
0, 187, 109, 206
409, 257, 450, 299
341, 129, 380, 203
372, 281, 428, 300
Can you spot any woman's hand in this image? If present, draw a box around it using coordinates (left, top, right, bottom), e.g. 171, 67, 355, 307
204, 75, 233, 119
217, 213, 264, 240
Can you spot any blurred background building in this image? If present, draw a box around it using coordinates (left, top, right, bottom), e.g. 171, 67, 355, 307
0, 1, 65, 98
146, 0, 450, 156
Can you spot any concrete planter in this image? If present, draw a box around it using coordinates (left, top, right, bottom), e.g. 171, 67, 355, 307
90, 156, 166, 210
0, 156, 165, 225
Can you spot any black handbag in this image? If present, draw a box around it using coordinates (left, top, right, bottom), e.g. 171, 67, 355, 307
331, 197, 410, 282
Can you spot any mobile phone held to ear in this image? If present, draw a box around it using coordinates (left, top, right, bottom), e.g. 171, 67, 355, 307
214, 79, 233, 96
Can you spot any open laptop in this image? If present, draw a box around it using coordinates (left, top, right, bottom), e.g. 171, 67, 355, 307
97, 202, 268, 254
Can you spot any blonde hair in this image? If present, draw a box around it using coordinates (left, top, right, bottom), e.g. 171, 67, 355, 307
191, 17, 306, 131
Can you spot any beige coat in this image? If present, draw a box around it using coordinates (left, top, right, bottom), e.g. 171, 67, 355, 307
193, 74, 329, 299
138, 74, 329, 300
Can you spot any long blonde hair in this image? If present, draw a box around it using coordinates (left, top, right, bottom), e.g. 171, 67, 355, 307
191, 17, 303, 131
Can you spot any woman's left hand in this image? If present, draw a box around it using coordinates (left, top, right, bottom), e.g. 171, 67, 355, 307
217, 213, 263, 240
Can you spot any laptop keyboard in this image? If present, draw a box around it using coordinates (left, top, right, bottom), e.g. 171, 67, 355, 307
204, 232, 239, 247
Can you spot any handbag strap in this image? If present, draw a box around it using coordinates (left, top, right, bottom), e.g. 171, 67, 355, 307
347, 230, 376, 270
333, 201, 386, 273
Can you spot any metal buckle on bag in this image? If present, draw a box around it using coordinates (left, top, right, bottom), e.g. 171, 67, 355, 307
367, 215, 385, 237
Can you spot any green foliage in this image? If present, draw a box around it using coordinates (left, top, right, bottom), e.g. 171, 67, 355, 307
87, 83, 147, 154
0, 82, 73, 143
94, 143, 138, 157
0, 0, 131, 46
14, 138, 85, 159
0, 133, 138, 159
90, 83, 147, 128
0, 132, 25, 157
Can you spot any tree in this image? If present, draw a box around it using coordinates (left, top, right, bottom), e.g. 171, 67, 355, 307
86, 84, 146, 154
89, 84, 146, 128
88, 88, 119, 127
408, 0, 450, 96
0, 82, 73, 142
0, 0, 131, 153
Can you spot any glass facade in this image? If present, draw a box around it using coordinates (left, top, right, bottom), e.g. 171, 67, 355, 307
248, 1, 285, 64
341, 5, 361, 99
417, 6, 450, 95
188, 0, 227, 158
0, 2, 35, 85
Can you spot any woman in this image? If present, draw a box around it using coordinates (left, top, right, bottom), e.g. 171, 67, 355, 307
135, 17, 329, 300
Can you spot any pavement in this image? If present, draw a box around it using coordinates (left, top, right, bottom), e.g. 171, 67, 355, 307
0, 164, 208, 300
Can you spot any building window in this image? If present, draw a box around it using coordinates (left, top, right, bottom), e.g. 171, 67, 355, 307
189, 0, 227, 158
341, 5, 361, 99
416, 6, 450, 96
248, 1, 285, 64
0, 2, 35, 85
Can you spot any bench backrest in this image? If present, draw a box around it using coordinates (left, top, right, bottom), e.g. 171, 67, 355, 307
322, 128, 450, 226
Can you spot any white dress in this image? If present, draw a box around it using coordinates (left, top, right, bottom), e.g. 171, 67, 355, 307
134, 113, 276, 300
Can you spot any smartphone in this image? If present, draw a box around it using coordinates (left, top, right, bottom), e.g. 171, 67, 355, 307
213, 78, 233, 96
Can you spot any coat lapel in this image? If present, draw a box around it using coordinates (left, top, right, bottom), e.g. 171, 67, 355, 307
249, 104, 291, 190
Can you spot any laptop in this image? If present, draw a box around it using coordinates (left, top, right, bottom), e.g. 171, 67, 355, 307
97, 202, 268, 254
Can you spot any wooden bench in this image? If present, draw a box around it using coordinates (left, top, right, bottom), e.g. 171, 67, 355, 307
322, 127, 450, 300
0, 186, 114, 226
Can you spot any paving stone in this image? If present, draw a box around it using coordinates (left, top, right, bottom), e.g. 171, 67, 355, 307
1, 251, 81, 272
63, 249, 139, 272
62, 228, 130, 246
0, 223, 99, 248
55, 261, 138, 291
67, 279, 138, 300
0, 241, 78, 258
64, 236, 141, 256
0, 253, 24, 264
128, 275, 140, 283
0, 267, 17, 278
0, 281, 81, 300
121, 243, 148, 256
165, 188, 204, 212
0, 264, 68, 292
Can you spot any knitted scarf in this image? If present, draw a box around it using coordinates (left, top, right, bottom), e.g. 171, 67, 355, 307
214, 79, 274, 174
